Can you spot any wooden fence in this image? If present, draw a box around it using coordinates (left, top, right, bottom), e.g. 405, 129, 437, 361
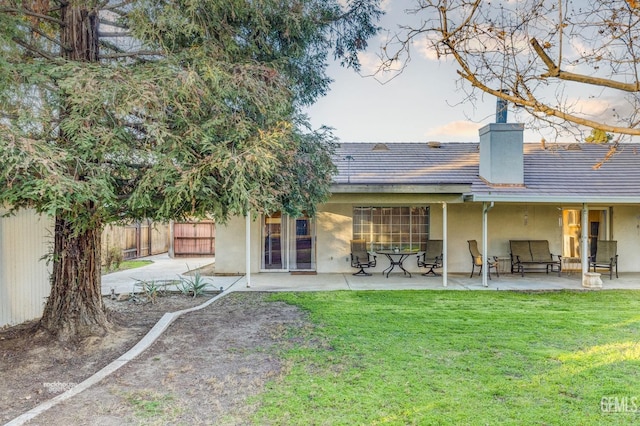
172, 221, 215, 256
101, 220, 169, 263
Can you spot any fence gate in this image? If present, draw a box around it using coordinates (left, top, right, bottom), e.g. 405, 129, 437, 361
123, 220, 152, 259
173, 221, 215, 256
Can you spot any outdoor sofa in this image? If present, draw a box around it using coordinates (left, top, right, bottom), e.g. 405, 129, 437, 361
510, 240, 562, 277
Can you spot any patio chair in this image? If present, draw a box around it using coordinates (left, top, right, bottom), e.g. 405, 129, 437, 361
350, 239, 376, 276
589, 240, 618, 279
468, 240, 499, 279
417, 240, 443, 276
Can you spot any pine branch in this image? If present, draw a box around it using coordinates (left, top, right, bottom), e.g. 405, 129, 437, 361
29, 23, 65, 49
0, 7, 65, 26
99, 18, 129, 30
11, 36, 58, 60
100, 0, 135, 12
98, 50, 163, 59
98, 31, 132, 38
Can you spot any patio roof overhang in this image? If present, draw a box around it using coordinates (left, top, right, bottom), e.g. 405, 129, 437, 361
331, 183, 471, 194
465, 194, 640, 204
329, 184, 468, 204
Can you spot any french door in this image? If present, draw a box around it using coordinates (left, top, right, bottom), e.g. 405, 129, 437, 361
562, 208, 610, 270
262, 212, 316, 271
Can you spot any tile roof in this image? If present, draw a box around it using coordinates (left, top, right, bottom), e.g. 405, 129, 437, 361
335, 142, 479, 185
334, 142, 640, 203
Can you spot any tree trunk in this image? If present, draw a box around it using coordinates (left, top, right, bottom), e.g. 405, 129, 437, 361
40, 216, 109, 340
36, 2, 109, 341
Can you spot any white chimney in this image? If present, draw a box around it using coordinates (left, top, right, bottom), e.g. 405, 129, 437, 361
478, 123, 524, 185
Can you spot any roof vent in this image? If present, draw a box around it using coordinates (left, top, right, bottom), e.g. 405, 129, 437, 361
566, 143, 582, 151
428, 141, 441, 148
372, 143, 389, 151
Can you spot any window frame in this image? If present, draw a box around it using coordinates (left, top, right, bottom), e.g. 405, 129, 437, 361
353, 206, 430, 251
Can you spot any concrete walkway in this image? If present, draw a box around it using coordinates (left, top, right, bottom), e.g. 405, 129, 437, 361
101, 253, 225, 296
102, 253, 640, 295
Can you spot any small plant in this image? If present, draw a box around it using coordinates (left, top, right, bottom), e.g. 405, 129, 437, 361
179, 272, 209, 298
103, 247, 124, 272
134, 279, 165, 304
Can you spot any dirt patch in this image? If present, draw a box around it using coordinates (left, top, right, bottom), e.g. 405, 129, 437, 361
0, 292, 311, 425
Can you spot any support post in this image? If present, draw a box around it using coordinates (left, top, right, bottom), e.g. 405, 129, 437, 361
442, 202, 448, 287
482, 202, 488, 287
581, 204, 589, 281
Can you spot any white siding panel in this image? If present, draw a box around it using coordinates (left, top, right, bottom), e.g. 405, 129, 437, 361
0, 209, 52, 328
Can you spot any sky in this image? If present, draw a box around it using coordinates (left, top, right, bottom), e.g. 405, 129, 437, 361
305, 1, 517, 143
304, 0, 631, 144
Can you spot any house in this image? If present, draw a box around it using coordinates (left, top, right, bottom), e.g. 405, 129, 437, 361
0, 209, 52, 328
215, 122, 640, 285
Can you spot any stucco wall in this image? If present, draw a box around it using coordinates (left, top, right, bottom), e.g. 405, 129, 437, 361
316, 204, 353, 273
612, 205, 640, 272
214, 215, 263, 274
214, 201, 640, 275
0, 209, 52, 328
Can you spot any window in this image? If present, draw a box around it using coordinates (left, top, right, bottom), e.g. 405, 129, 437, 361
353, 206, 429, 251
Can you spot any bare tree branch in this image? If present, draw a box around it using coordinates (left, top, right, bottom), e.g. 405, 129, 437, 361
531, 38, 640, 92
380, 1, 640, 138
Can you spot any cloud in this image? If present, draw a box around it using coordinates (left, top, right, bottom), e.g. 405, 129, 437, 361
572, 98, 611, 116
425, 120, 482, 140
413, 35, 442, 62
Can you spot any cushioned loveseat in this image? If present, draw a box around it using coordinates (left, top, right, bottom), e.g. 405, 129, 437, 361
510, 240, 562, 277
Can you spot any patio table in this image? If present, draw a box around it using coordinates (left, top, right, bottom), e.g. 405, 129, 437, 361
376, 250, 419, 278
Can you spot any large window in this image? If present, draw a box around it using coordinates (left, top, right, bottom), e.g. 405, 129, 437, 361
353, 206, 429, 251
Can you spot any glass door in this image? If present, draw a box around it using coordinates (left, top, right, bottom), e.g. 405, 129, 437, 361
263, 212, 285, 270
262, 212, 316, 271
289, 214, 316, 271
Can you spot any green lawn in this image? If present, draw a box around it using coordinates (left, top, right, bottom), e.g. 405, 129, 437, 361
103, 259, 153, 274
254, 291, 640, 425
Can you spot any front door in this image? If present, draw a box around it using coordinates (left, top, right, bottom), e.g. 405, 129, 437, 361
262, 212, 315, 271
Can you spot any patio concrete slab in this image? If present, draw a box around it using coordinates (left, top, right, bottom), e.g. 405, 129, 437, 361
235, 270, 640, 291
101, 253, 640, 295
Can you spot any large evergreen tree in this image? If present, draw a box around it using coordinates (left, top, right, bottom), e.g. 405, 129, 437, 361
0, 0, 382, 340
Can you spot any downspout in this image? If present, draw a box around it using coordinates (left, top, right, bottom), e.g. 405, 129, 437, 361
442, 202, 448, 287
246, 213, 251, 288
581, 203, 589, 283
482, 202, 494, 287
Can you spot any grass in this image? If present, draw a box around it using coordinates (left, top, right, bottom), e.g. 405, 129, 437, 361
253, 290, 640, 425
103, 259, 153, 274
123, 389, 180, 419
